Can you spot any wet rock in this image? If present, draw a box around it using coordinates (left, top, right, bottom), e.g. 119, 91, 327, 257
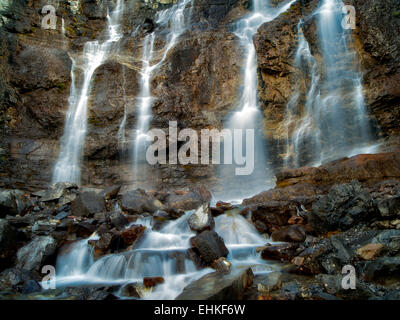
212, 257, 232, 274
143, 277, 164, 288
189, 230, 229, 266
120, 189, 157, 214
176, 268, 254, 300
377, 196, 400, 218
257, 272, 283, 293
310, 182, 376, 233
357, 243, 385, 260
166, 191, 204, 211
89, 230, 120, 258
32, 183, 78, 203
16, 236, 57, 272
188, 204, 215, 233
22, 279, 41, 294
65, 286, 119, 300
0, 268, 40, 293
31, 221, 58, 235
0, 220, 21, 270
0, 189, 31, 217
71, 189, 106, 217
362, 256, 400, 282
102, 185, 121, 200
120, 225, 146, 248
120, 283, 148, 298
109, 211, 128, 229
260, 243, 299, 262
271, 225, 306, 242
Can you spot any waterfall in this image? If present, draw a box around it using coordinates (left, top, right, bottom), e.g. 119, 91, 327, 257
55, 210, 278, 299
284, 0, 380, 168
131, 0, 194, 188
217, 0, 296, 202
52, 0, 124, 184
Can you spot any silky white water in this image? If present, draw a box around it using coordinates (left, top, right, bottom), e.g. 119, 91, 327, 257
52, 0, 124, 183
131, 0, 194, 188
55, 209, 276, 299
284, 0, 379, 168
217, 0, 296, 201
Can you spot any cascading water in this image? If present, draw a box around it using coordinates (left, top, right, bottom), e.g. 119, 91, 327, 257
52, 0, 124, 183
131, 0, 194, 188
55, 209, 278, 299
217, 0, 296, 202
284, 0, 380, 168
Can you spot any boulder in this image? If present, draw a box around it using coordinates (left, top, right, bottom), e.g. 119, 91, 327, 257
189, 230, 229, 266
120, 283, 148, 298
102, 185, 121, 200
176, 267, 254, 300
120, 189, 157, 214
16, 236, 57, 272
71, 189, 106, 217
0, 220, 20, 270
120, 225, 146, 248
0, 268, 40, 293
32, 183, 78, 203
188, 204, 215, 233
143, 277, 164, 288
212, 257, 232, 274
310, 182, 376, 233
257, 272, 283, 293
271, 225, 306, 242
0, 189, 31, 217
357, 243, 384, 260
260, 243, 299, 262
109, 211, 128, 229
166, 192, 204, 211
362, 256, 400, 282
376, 195, 400, 218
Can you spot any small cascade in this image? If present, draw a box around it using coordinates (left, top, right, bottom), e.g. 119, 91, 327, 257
52, 0, 124, 184
131, 0, 194, 188
284, 0, 380, 168
55, 210, 277, 299
217, 0, 296, 202
117, 66, 129, 161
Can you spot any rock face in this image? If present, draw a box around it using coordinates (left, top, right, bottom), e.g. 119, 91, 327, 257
176, 267, 254, 300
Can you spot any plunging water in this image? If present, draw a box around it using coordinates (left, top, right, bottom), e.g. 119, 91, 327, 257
217, 0, 296, 202
52, 0, 124, 183
131, 0, 194, 188
284, 0, 380, 168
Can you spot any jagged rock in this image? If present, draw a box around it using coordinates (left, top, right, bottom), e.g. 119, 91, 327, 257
109, 211, 128, 229
176, 267, 254, 300
16, 236, 57, 272
212, 257, 232, 274
32, 183, 78, 203
102, 185, 121, 200
257, 272, 283, 293
143, 277, 164, 288
0, 268, 40, 293
189, 230, 229, 266
71, 189, 106, 217
362, 256, 400, 282
120, 283, 149, 298
377, 196, 400, 218
271, 225, 306, 242
260, 243, 299, 262
357, 243, 384, 260
310, 182, 376, 233
31, 221, 58, 235
0, 219, 20, 270
120, 189, 157, 214
120, 225, 146, 248
371, 230, 400, 255
188, 204, 215, 233
0, 189, 31, 217
165, 192, 204, 211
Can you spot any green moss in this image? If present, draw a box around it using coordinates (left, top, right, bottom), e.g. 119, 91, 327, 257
57, 82, 66, 92
394, 11, 400, 17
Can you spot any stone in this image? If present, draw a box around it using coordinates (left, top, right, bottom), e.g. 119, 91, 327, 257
109, 211, 128, 229
102, 185, 121, 200
189, 230, 229, 266
188, 204, 215, 233
32, 183, 78, 202
71, 189, 106, 217
166, 192, 204, 211
120, 225, 146, 248
271, 225, 306, 242
16, 236, 57, 272
143, 277, 165, 288
120, 189, 157, 214
357, 243, 385, 260
176, 268, 254, 300
310, 182, 376, 233
362, 256, 400, 282
32, 221, 58, 235
377, 196, 400, 218
260, 243, 299, 262
0, 220, 20, 270
212, 257, 232, 274
120, 283, 149, 298
257, 272, 282, 293
0, 189, 31, 217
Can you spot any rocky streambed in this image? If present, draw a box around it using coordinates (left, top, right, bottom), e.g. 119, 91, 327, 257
0, 150, 400, 300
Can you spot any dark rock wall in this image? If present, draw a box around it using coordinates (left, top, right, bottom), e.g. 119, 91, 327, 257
0, 0, 399, 191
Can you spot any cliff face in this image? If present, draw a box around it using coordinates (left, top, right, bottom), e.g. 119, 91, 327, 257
0, 0, 399, 191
